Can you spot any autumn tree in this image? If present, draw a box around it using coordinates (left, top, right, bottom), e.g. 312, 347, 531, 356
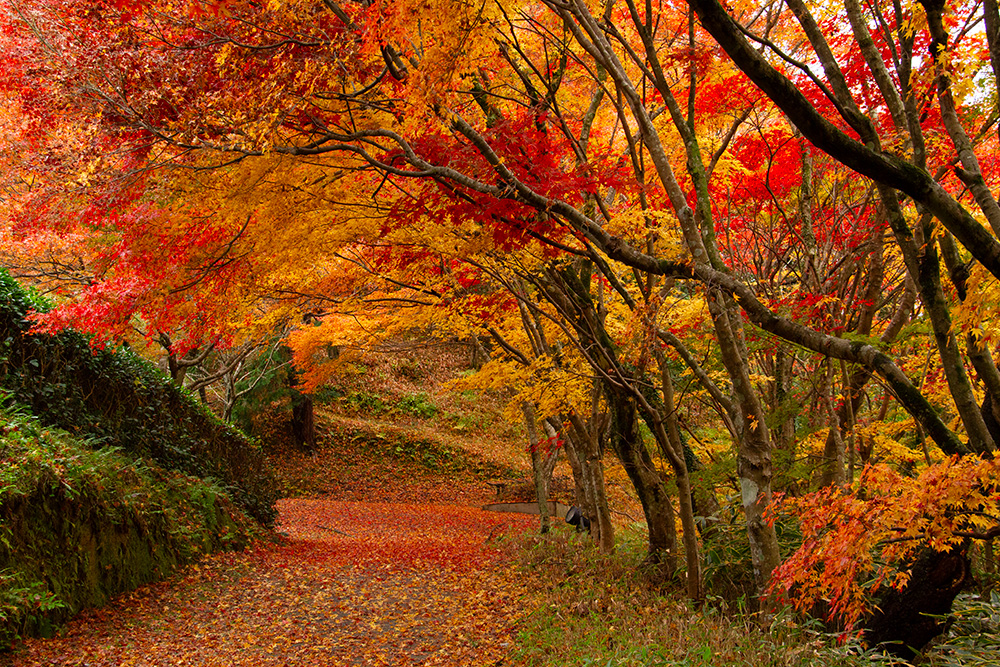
6, 0, 1000, 640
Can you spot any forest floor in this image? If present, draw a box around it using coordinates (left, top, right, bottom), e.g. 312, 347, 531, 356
13, 341, 953, 667
8, 434, 536, 667
8, 341, 549, 667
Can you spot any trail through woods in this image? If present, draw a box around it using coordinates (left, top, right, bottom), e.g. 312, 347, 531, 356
11, 498, 534, 666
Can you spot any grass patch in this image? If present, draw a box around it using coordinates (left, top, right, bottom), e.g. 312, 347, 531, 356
305, 340, 526, 468
924, 592, 1000, 666
509, 525, 917, 667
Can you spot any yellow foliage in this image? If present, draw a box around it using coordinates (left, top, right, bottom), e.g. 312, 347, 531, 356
659, 291, 710, 334
448, 353, 591, 424
853, 421, 929, 467
604, 206, 686, 256
954, 262, 1000, 346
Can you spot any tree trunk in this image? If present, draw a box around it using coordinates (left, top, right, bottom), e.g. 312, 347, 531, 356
550, 417, 587, 511
684, 439, 722, 538
820, 360, 847, 486
656, 359, 704, 601
707, 289, 781, 597
566, 411, 615, 552
607, 387, 677, 571
291, 393, 315, 451
523, 401, 551, 534
912, 216, 994, 453
772, 348, 797, 454
865, 546, 971, 658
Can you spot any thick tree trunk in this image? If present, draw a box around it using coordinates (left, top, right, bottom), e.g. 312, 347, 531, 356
607, 387, 677, 570
940, 232, 1000, 450
707, 290, 781, 596
470, 334, 490, 370
540, 264, 674, 560
865, 547, 971, 658
551, 8, 780, 591
912, 220, 994, 452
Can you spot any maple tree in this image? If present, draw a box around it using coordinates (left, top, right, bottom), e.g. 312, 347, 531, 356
682, 0, 1000, 642
4, 0, 1000, 649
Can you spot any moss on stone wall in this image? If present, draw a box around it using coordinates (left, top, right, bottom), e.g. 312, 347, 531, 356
0, 271, 275, 647
0, 411, 260, 646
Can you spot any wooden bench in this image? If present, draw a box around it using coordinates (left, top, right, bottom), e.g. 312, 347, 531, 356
486, 480, 509, 496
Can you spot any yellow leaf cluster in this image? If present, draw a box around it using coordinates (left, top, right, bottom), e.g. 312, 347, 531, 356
953, 262, 1000, 346
448, 353, 590, 424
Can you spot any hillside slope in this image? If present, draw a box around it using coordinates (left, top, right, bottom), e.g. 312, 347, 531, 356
0, 270, 275, 524
0, 271, 275, 647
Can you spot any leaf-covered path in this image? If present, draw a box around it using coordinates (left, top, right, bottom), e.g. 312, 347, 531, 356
11, 498, 534, 666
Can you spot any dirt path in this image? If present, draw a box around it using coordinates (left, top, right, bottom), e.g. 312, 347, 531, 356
10, 499, 534, 667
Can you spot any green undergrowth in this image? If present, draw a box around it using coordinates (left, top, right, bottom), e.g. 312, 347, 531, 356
924, 592, 1000, 666
0, 270, 276, 525
511, 527, 1000, 666
335, 389, 441, 419
511, 526, 920, 667
0, 407, 261, 647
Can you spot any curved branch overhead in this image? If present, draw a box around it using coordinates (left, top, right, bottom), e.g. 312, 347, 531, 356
686, 0, 1000, 281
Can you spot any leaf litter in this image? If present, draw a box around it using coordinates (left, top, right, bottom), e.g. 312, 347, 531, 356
11, 497, 534, 666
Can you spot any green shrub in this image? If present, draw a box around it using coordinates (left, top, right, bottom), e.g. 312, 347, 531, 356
343, 391, 388, 414
227, 343, 299, 438
339, 425, 512, 477
0, 575, 64, 643
395, 393, 438, 418
449, 412, 485, 432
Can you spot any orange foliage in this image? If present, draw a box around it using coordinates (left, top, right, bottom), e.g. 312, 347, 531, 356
768, 457, 1000, 630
